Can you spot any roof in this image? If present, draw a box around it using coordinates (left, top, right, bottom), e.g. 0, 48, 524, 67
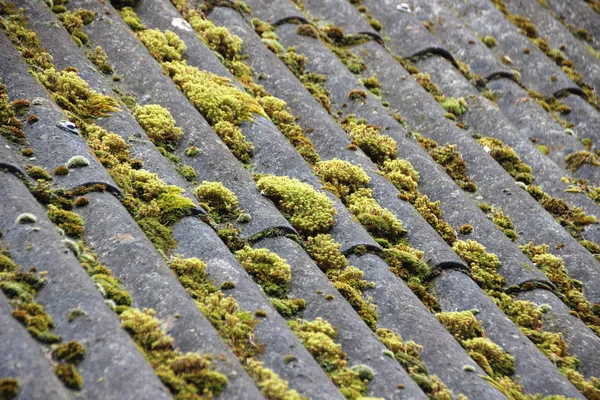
1, 0, 600, 399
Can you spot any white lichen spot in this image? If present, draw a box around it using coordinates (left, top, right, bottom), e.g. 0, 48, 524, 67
171, 17, 192, 32
16, 213, 37, 224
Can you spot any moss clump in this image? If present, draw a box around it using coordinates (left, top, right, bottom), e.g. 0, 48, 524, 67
383, 247, 430, 281
478, 204, 518, 241
52, 8, 95, 47
134, 104, 183, 151
416, 134, 477, 192
245, 359, 304, 400
360, 74, 381, 97
477, 137, 534, 184
376, 328, 454, 398
527, 184, 596, 240
348, 89, 368, 102
67, 156, 90, 168
54, 363, 83, 390
342, 116, 397, 164
119, 6, 145, 31
481, 35, 497, 48
436, 310, 485, 341
565, 150, 600, 173
380, 159, 419, 200
256, 175, 336, 236
304, 234, 348, 273
459, 224, 473, 234
138, 29, 187, 62
194, 181, 239, 220
453, 240, 505, 291
289, 318, 373, 398
161, 61, 261, 163
235, 247, 292, 298
314, 158, 370, 200
440, 97, 467, 118
520, 242, 600, 336
53, 165, 69, 176
47, 204, 85, 238
25, 166, 50, 181
257, 95, 320, 165
346, 188, 406, 244
0, 378, 19, 400
34, 67, 119, 120
16, 213, 37, 224
121, 308, 227, 397
85, 46, 113, 74
0, 80, 27, 146
52, 340, 87, 364
296, 23, 319, 39
184, 146, 200, 157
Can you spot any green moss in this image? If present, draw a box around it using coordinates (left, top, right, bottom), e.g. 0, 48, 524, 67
453, 240, 505, 291
194, 181, 239, 221
67, 308, 85, 322
53, 165, 69, 176
235, 247, 292, 298
257, 95, 320, 165
459, 224, 473, 234
134, 104, 183, 151
376, 328, 455, 398
119, 6, 145, 31
138, 29, 187, 62
121, 308, 227, 397
346, 188, 406, 245
416, 134, 477, 192
0, 378, 19, 400
314, 158, 370, 200
54, 363, 83, 390
26, 165, 51, 181
436, 310, 484, 341
270, 298, 306, 318
527, 184, 596, 239
256, 175, 336, 236
463, 338, 515, 378
85, 46, 114, 74
383, 247, 430, 281
289, 318, 372, 399
477, 137, 534, 184
47, 204, 84, 238
520, 242, 600, 336
52, 340, 86, 364
34, 67, 118, 120
184, 146, 200, 157
304, 234, 348, 273
161, 61, 261, 163
440, 97, 468, 118
480, 35, 497, 48
341, 116, 397, 164
245, 359, 304, 400
52, 8, 95, 47
565, 150, 600, 173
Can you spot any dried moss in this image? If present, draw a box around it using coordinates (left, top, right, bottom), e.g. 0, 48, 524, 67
134, 104, 183, 151
0, 378, 19, 400
288, 318, 372, 399
256, 175, 336, 236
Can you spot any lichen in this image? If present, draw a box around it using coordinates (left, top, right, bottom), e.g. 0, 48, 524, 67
16, 213, 37, 224
134, 104, 183, 151
256, 174, 336, 236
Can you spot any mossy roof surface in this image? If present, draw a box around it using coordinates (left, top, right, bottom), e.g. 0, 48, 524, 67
2, 0, 600, 399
